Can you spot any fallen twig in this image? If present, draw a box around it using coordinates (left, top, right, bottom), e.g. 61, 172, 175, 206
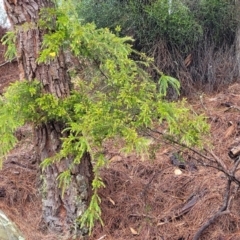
193, 158, 240, 239
147, 128, 240, 185
224, 105, 240, 112
146, 128, 240, 239
0, 58, 17, 67
193, 179, 232, 240
207, 149, 227, 170
129, 213, 155, 219
146, 128, 217, 165
97, 235, 107, 240
9, 160, 35, 171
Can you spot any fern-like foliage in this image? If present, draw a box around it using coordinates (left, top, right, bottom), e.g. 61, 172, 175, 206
1, 0, 210, 234
1, 31, 17, 61
0, 81, 40, 166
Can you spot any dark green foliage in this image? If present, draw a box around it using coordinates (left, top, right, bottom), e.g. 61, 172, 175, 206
198, 0, 237, 45
76, 0, 239, 92
76, 0, 238, 52
75, 0, 131, 32
144, 0, 203, 52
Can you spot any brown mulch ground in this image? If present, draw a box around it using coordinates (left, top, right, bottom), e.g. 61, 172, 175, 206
1, 27, 240, 239
89, 86, 240, 240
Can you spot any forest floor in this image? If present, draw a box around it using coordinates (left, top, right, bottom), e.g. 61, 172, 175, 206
1, 39, 240, 240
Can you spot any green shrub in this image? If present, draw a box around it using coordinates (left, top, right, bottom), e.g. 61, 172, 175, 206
197, 0, 237, 46
74, 0, 238, 92
144, 0, 203, 52
75, 0, 131, 32
76, 0, 238, 50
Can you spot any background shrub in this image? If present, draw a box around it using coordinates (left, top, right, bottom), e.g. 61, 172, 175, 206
75, 0, 239, 94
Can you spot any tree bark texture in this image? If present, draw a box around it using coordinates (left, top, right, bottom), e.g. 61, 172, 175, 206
236, 2, 240, 78
4, 0, 93, 235
236, 28, 240, 78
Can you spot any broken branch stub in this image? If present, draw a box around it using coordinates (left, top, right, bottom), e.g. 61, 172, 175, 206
228, 145, 240, 159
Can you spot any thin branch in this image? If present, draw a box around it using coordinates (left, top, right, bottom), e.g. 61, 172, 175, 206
144, 129, 227, 174
193, 160, 240, 239
224, 105, 240, 112
146, 128, 240, 185
129, 213, 155, 219
0, 58, 17, 67
193, 179, 232, 240
0, 60, 10, 67
147, 128, 223, 167
97, 235, 107, 240
232, 157, 240, 175
92, 57, 109, 80
206, 149, 227, 170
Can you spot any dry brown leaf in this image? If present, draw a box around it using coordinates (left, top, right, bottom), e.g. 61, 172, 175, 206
223, 124, 235, 139
107, 197, 115, 205
130, 227, 138, 235
109, 155, 122, 162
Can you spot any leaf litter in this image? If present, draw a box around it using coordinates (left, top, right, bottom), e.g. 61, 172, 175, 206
1, 37, 240, 239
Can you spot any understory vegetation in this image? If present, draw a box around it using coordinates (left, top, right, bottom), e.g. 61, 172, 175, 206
76, 0, 239, 94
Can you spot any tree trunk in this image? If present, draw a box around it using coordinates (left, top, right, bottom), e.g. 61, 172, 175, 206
236, 27, 240, 78
4, 0, 93, 236
236, 2, 240, 78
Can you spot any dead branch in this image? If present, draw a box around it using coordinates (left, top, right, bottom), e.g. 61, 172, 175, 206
129, 213, 155, 219
207, 149, 227, 170
0, 58, 16, 67
179, 194, 200, 215
97, 235, 107, 240
193, 159, 240, 239
193, 210, 230, 240
229, 145, 240, 159
146, 128, 218, 166
224, 105, 240, 112
158, 190, 207, 226
147, 128, 240, 185
231, 157, 240, 175
193, 179, 232, 240
146, 127, 240, 239
0, 61, 10, 67
8, 160, 35, 171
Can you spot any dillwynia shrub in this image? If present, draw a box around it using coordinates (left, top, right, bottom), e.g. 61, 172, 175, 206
1, 1, 209, 233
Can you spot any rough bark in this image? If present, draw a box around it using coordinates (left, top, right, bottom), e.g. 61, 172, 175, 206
236, 27, 240, 78
4, 0, 93, 235
236, 2, 240, 78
